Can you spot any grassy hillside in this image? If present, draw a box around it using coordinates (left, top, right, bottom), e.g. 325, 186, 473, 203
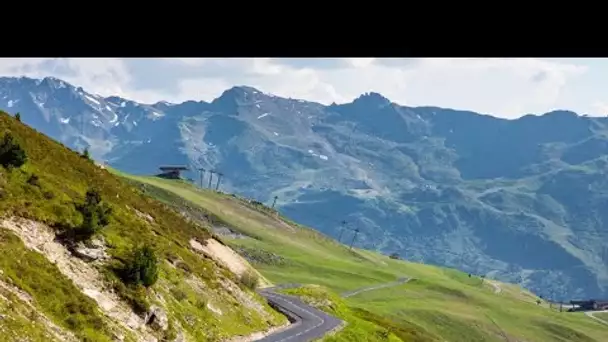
116, 173, 608, 342
3, 77, 607, 301
0, 111, 286, 341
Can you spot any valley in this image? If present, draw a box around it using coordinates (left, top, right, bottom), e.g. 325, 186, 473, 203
114, 171, 608, 341
0, 76, 606, 300
0, 102, 605, 341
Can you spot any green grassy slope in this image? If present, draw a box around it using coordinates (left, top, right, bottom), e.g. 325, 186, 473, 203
116, 173, 608, 342
0, 111, 285, 341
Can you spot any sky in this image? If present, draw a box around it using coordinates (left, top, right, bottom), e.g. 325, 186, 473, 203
0, 57, 606, 119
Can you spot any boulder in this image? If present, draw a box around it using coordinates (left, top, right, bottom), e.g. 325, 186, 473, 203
146, 305, 168, 331
72, 237, 108, 261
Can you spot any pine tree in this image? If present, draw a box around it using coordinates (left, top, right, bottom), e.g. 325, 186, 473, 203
82, 147, 91, 160
76, 189, 112, 239
124, 246, 159, 287
0, 133, 27, 168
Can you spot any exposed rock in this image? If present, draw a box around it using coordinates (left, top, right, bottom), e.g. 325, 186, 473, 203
72, 237, 108, 261
134, 208, 155, 223
146, 305, 168, 331
207, 302, 222, 316
89, 237, 106, 249
73, 244, 108, 261
190, 238, 269, 286
1, 217, 156, 341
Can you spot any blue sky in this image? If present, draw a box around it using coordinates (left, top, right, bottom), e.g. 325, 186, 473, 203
0, 58, 605, 119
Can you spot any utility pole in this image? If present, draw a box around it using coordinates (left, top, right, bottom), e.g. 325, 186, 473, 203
337, 220, 347, 243
208, 171, 214, 189
215, 172, 223, 191
271, 195, 278, 209
198, 168, 206, 188
349, 228, 360, 250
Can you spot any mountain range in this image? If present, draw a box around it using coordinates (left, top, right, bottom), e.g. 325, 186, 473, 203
2, 75, 607, 300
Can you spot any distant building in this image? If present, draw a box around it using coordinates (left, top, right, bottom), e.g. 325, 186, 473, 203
389, 252, 400, 260
157, 165, 189, 179
569, 299, 608, 311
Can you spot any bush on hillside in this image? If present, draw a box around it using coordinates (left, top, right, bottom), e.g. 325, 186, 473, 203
81, 147, 91, 161
14, 112, 21, 122
238, 270, 259, 290
0, 132, 27, 169
75, 188, 112, 240
123, 245, 159, 288
27, 173, 40, 187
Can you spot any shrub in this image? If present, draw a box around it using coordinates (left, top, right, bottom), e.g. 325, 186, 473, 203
14, 112, 21, 122
238, 270, 259, 290
389, 252, 400, 260
126, 285, 151, 314
27, 173, 40, 187
75, 188, 112, 240
81, 147, 91, 161
0, 132, 27, 168
170, 288, 188, 302
195, 298, 207, 310
123, 245, 159, 288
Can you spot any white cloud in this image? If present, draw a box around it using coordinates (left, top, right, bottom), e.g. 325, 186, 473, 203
0, 57, 598, 119
592, 101, 608, 115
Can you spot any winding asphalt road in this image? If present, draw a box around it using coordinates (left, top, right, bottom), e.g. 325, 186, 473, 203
585, 310, 608, 326
341, 277, 411, 298
255, 278, 411, 341
255, 285, 343, 342
485, 280, 502, 294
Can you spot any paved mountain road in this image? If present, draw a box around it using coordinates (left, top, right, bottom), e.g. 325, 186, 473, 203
255, 278, 412, 341
341, 277, 411, 298
255, 285, 343, 342
486, 280, 502, 294
585, 310, 608, 326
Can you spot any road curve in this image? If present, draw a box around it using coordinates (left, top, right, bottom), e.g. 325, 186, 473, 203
585, 310, 608, 326
255, 285, 343, 342
486, 280, 502, 294
255, 277, 412, 341
341, 277, 411, 298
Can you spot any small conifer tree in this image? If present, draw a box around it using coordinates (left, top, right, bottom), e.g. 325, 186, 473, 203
76, 188, 112, 239
124, 245, 159, 287
0, 133, 27, 168
82, 147, 91, 160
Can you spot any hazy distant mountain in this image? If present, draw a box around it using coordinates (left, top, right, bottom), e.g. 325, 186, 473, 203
2, 76, 607, 300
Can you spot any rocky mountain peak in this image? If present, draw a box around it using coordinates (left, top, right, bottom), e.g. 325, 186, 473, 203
0, 75, 607, 299
351, 91, 391, 107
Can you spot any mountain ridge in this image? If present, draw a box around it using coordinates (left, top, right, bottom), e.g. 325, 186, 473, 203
1, 75, 607, 300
